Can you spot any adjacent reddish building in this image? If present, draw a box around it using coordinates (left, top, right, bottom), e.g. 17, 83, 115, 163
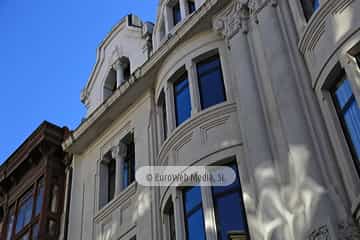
0, 121, 71, 240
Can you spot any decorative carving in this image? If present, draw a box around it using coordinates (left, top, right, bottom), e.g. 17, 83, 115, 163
308, 225, 330, 240
338, 220, 360, 240
213, 0, 278, 39
111, 142, 127, 159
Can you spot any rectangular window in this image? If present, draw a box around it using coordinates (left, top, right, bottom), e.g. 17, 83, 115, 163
35, 178, 44, 216
15, 189, 34, 234
159, 91, 168, 141
212, 162, 248, 240
188, 0, 196, 14
123, 133, 135, 189
172, 2, 181, 26
6, 206, 15, 240
174, 73, 191, 126
197, 54, 226, 110
331, 72, 360, 168
108, 158, 116, 202
183, 187, 206, 240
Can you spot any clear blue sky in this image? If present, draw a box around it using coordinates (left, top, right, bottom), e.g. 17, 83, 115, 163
0, 0, 158, 162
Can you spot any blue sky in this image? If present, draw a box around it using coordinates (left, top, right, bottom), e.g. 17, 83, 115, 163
0, 0, 158, 162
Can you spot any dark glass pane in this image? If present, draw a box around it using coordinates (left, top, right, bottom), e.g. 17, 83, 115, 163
312, 0, 320, 10
35, 179, 44, 215
173, 2, 181, 25
183, 187, 206, 240
174, 75, 191, 126
213, 193, 246, 240
16, 191, 34, 233
183, 187, 202, 213
108, 159, 116, 202
166, 201, 176, 240
186, 209, 206, 240
197, 55, 226, 109
212, 162, 247, 240
159, 92, 167, 140
32, 223, 39, 240
20, 232, 30, 240
188, 1, 196, 14
333, 78, 360, 160
123, 137, 135, 189
6, 206, 15, 240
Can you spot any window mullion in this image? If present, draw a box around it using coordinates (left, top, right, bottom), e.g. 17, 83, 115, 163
201, 186, 217, 240
186, 61, 201, 115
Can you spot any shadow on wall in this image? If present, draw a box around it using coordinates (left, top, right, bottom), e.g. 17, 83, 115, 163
242, 145, 346, 240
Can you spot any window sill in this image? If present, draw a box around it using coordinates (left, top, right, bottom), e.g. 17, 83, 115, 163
94, 182, 137, 224
158, 101, 238, 165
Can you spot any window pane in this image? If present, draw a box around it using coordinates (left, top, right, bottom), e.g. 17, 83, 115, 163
32, 223, 39, 240
6, 206, 15, 240
186, 209, 206, 240
123, 135, 135, 189
173, 2, 181, 25
174, 74, 191, 126
212, 162, 247, 240
197, 55, 226, 109
16, 190, 34, 233
20, 232, 30, 240
108, 159, 116, 202
312, 0, 320, 10
183, 187, 206, 240
35, 179, 44, 215
188, 1, 196, 14
332, 77, 360, 161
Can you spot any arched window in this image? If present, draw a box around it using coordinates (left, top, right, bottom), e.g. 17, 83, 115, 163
300, 0, 320, 20
103, 68, 117, 101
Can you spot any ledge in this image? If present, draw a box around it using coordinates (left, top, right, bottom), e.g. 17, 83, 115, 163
94, 182, 137, 223
158, 102, 238, 165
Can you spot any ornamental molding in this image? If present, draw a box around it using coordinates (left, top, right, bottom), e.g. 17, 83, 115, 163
213, 0, 278, 40
307, 221, 360, 240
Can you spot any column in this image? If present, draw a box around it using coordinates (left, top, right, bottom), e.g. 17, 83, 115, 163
112, 142, 127, 195
113, 59, 125, 88
172, 189, 185, 240
164, 5, 172, 34
180, 0, 188, 18
165, 82, 175, 133
186, 61, 201, 115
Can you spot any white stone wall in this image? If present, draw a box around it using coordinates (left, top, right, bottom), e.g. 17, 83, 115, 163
65, 0, 360, 240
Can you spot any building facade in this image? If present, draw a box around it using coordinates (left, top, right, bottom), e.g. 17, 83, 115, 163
0, 121, 71, 240
63, 0, 360, 239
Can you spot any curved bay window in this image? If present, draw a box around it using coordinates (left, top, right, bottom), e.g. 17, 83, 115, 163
331, 71, 360, 171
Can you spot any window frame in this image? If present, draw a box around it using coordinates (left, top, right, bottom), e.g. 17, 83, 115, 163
196, 53, 227, 110
172, 1, 181, 26
330, 70, 360, 176
173, 71, 191, 127
4, 177, 45, 240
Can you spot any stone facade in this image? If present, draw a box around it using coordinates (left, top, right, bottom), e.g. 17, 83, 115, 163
62, 0, 360, 239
